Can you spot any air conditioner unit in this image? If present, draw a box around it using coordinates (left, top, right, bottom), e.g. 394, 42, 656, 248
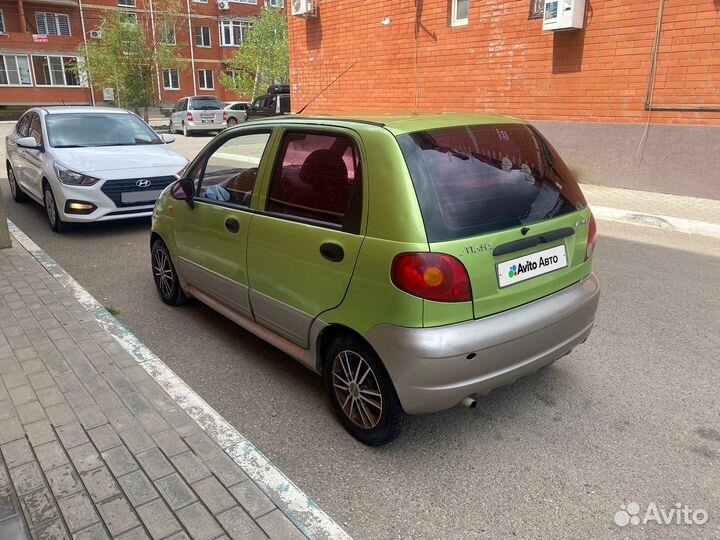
89, 29, 102, 39
291, 0, 315, 17
542, 0, 585, 31
218, 0, 230, 10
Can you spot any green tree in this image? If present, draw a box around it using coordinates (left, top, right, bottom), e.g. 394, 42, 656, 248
77, 1, 183, 120
221, 8, 289, 100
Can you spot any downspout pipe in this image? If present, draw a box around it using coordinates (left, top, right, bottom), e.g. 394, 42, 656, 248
17, 0, 26, 35
77, 0, 95, 105
186, 0, 197, 94
644, 0, 720, 112
149, 0, 162, 105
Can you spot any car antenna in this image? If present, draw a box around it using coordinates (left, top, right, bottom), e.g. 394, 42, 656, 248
295, 61, 357, 115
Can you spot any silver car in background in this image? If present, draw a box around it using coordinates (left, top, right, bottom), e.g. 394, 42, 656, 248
224, 102, 250, 127
169, 96, 227, 136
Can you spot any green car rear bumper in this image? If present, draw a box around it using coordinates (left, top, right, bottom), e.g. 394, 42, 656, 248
366, 273, 600, 415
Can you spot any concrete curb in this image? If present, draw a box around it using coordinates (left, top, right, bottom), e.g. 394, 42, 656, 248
6, 219, 352, 540
591, 205, 720, 239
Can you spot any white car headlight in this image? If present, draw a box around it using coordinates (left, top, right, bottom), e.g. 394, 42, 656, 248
54, 163, 100, 186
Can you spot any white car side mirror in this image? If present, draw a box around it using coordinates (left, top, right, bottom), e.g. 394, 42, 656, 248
17, 136, 41, 150
161, 134, 175, 144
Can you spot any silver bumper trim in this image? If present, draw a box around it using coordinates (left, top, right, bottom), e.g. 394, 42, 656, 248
365, 273, 600, 414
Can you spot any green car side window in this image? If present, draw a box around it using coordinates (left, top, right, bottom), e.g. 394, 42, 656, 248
266, 131, 362, 232
196, 132, 272, 207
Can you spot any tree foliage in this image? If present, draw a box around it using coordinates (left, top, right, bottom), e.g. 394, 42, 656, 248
77, 1, 183, 117
221, 8, 289, 100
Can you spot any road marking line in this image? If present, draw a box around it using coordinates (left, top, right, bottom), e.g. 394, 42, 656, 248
7, 219, 352, 540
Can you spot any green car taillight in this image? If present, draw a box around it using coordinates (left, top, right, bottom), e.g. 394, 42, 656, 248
391, 253, 472, 302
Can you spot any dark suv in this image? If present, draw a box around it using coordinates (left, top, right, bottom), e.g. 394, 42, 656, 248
245, 86, 291, 121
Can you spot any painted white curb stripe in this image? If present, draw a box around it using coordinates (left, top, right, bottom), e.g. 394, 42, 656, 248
591, 205, 720, 239
7, 220, 352, 540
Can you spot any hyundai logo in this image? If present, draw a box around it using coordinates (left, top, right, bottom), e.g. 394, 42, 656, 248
136, 179, 151, 188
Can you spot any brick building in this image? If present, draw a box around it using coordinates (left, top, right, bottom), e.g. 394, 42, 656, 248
0, 0, 280, 109
288, 0, 720, 198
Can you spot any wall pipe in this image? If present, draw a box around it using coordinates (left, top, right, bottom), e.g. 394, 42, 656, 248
186, 0, 197, 94
77, 0, 96, 105
644, 0, 720, 112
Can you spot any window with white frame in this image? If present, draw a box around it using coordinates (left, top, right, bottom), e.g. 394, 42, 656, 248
32, 55, 83, 86
0, 55, 32, 85
219, 19, 252, 47
529, 0, 544, 18
195, 26, 211, 47
193, 0, 208, 3
198, 69, 214, 90
117, 0, 137, 7
266, 0, 284, 7
35, 12, 72, 36
124, 12, 138, 21
0, 10, 6, 34
229, 0, 257, 4
450, 0, 469, 26
163, 69, 179, 89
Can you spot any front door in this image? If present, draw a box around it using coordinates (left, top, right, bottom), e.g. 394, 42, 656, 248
247, 128, 365, 348
173, 129, 273, 317
23, 113, 46, 199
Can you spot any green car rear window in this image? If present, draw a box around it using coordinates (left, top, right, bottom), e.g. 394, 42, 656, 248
397, 124, 587, 242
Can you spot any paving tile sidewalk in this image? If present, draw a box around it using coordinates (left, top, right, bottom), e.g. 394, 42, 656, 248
582, 184, 720, 225
0, 242, 305, 539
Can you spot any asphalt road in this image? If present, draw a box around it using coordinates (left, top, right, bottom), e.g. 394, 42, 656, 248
2, 127, 720, 539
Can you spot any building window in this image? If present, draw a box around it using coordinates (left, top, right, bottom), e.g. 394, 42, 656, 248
193, 0, 208, 3
124, 12, 138, 21
195, 26, 211, 47
161, 25, 176, 44
0, 10, 5, 34
0, 55, 32, 86
220, 19, 252, 46
266, 0, 284, 7
35, 12, 72, 36
163, 69, 179, 89
117, 0, 137, 7
198, 69, 214, 90
32, 55, 82, 86
529, 0, 544, 18
229, 0, 257, 4
450, 0, 469, 26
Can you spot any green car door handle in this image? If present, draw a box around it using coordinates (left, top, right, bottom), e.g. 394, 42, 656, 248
320, 242, 344, 263
224, 217, 240, 234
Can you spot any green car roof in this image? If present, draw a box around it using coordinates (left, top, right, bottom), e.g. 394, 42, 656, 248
252, 113, 528, 135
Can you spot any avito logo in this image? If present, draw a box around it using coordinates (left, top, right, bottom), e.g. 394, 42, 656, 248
508, 260, 538, 279
508, 254, 560, 279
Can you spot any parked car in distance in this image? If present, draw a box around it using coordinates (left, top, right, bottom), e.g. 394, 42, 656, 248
224, 102, 250, 126
245, 88, 290, 121
150, 114, 600, 445
5, 107, 187, 232
170, 96, 227, 136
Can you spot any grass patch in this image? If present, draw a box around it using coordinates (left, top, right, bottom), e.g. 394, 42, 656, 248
105, 305, 121, 317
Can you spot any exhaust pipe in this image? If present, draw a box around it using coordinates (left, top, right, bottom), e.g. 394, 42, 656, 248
461, 397, 477, 409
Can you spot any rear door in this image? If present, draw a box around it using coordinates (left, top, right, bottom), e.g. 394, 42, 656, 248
246, 128, 364, 348
173, 128, 273, 316
397, 123, 592, 320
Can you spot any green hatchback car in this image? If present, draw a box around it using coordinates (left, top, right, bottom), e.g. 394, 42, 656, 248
150, 114, 600, 445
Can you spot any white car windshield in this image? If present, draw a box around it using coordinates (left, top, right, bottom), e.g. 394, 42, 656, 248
45, 113, 163, 148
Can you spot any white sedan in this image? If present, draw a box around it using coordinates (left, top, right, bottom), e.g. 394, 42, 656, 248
5, 107, 188, 232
